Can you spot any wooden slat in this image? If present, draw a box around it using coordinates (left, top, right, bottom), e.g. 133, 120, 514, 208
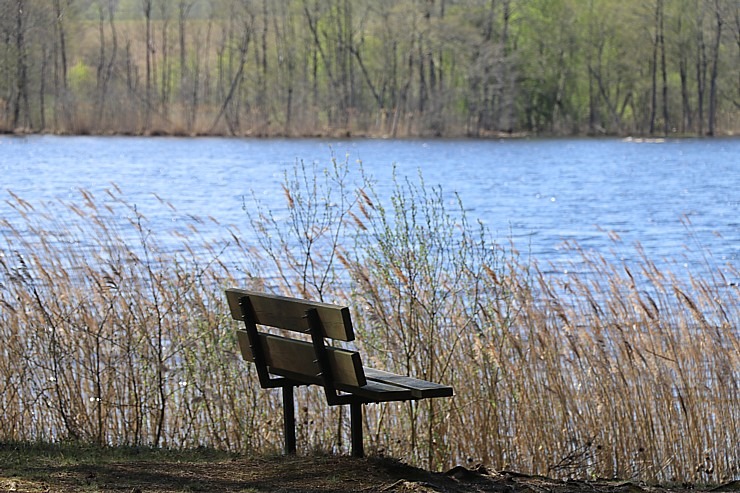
237, 330, 366, 387
338, 381, 415, 402
364, 368, 454, 399
244, 365, 415, 402
226, 289, 354, 341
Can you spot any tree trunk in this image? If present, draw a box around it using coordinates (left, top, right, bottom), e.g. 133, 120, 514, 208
178, 0, 194, 121
40, 43, 47, 130
210, 18, 251, 135
158, 3, 171, 117
418, 33, 427, 114
707, 0, 723, 136
96, 0, 118, 129
262, 0, 268, 84
143, 0, 153, 130
12, 0, 31, 129
649, 1, 659, 135
695, 0, 707, 135
499, 0, 512, 132
53, 0, 68, 89
679, 56, 691, 133
677, 10, 692, 133
347, 0, 355, 124
95, 2, 106, 127
659, 0, 669, 135
303, 0, 338, 123
587, 1, 597, 134
52, 0, 69, 129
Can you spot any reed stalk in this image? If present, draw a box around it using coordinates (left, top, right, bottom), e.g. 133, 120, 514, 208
1, 162, 737, 483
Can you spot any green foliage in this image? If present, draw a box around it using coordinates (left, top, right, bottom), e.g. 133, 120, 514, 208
68, 61, 95, 94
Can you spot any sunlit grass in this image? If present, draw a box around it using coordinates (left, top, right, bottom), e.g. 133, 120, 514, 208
1, 161, 737, 484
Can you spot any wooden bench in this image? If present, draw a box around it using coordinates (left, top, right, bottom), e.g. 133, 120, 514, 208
225, 289, 453, 457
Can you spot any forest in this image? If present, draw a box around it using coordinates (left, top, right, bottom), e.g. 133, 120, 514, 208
0, 0, 738, 137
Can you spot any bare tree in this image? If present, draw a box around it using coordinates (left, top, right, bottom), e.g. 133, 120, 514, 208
659, 0, 669, 134
51, 0, 70, 128
695, 0, 708, 135
707, 0, 723, 136
649, 0, 659, 134
11, 0, 31, 129
157, 1, 172, 117
210, 3, 253, 135
95, 0, 118, 129
674, 2, 693, 133
177, 0, 195, 129
142, 0, 153, 129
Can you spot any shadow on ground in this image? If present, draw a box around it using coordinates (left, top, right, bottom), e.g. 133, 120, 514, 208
1, 443, 737, 492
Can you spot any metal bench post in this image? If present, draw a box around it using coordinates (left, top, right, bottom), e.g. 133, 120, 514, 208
306, 307, 365, 457
283, 385, 296, 455
239, 295, 298, 455
350, 402, 364, 458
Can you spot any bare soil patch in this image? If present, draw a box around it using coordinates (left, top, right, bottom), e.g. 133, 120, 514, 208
2, 444, 737, 493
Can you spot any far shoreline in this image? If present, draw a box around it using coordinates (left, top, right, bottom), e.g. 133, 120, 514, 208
1, 125, 736, 141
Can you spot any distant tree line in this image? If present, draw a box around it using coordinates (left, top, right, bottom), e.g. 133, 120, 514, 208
0, 0, 737, 137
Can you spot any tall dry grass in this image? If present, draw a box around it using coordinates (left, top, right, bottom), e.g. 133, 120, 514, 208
0, 162, 737, 484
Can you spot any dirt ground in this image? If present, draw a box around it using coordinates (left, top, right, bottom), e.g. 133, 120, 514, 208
3, 452, 739, 493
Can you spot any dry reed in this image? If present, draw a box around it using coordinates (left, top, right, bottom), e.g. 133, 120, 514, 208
0, 162, 737, 484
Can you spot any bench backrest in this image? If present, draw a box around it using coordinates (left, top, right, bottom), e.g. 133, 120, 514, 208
225, 289, 354, 340
225, 289, 367, 388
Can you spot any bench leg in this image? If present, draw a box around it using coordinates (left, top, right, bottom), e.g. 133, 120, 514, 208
283, 385, 296, 455
350, 402, 364, 458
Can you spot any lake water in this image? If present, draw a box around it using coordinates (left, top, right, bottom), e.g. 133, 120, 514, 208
1, 135, 738, 281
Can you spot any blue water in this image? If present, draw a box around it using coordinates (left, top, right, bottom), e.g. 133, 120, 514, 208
1, 135, 738, 280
